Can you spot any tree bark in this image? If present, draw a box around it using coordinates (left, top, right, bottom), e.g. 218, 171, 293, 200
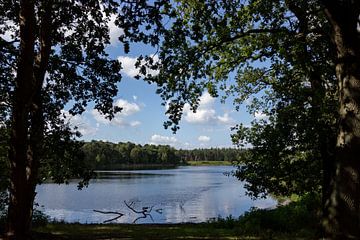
6, 0, 51, 239
322, 1, 360, 239
6, 0, 36, 239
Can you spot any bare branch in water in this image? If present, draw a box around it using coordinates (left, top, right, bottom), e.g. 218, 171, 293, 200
93, 209, 124, 223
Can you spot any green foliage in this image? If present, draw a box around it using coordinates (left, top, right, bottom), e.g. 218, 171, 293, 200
0, 191, 7, 233
237, 196, 320, 235
120, 0, 339, 198
177, 148, 241, 163
31, 209, 50, 228
208, 193, 320, 238
207, 215, 237, 229
41, 132, 94, 188
0, 208, 51, 231
82, 141, 181, 169
1, 2, 175, 235
0, 0, 175, 190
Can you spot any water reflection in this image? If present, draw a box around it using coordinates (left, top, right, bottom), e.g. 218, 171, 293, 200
95, 171, 174, 180
35, 166, 276, 223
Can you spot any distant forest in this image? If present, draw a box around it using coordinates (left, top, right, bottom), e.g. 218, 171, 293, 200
82, 140, 241, 170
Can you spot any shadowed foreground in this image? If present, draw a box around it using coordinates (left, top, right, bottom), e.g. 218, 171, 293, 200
31, 223, 314, 240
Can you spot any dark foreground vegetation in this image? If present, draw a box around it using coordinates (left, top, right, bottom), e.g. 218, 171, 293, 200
0, 194, 320, 240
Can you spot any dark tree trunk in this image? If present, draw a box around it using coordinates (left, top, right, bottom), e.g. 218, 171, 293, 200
322, 1, 360, 239
6, 0, 51, 239
286, 5, 337, 235
6, 1, 36, 239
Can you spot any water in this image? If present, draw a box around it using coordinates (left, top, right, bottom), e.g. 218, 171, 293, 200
35, 166, 276, 224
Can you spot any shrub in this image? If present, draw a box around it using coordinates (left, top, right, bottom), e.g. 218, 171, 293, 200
236, 193, 321, 236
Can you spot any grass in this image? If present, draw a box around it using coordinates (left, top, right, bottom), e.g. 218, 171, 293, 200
32, 222, 315, 240
33, 223, 247, 240
185, 160, 233, 166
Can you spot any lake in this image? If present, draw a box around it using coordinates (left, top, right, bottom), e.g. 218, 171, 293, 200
35, 166, 276, 224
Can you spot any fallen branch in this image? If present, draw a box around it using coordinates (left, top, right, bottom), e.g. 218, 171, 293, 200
124, 200, 159, 223
124, 200, 154, 214
93, 209, 124, 223
95, 201, 163, 224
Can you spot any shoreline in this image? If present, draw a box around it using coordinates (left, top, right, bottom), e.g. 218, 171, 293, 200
94, 161, 234, 171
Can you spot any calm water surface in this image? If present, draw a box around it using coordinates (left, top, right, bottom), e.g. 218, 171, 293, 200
35, 166, 276, 224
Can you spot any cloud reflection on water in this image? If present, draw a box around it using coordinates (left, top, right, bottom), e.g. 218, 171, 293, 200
36, 166, 276, 224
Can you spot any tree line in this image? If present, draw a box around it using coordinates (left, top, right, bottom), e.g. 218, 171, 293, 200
82, 140, 241, 169
176, 148, 240, 163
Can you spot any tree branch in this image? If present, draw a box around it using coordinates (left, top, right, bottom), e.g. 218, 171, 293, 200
93, 209, 124, 223
201, 27, 291, 55
124, 200, 160, 223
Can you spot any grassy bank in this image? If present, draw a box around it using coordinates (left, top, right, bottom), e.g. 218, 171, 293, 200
33, 223, 242, 240
32, 221, 315, 240
185, 160, 233, 166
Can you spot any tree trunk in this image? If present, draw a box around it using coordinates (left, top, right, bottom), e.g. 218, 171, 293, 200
6, 0, 52, 237
322, 1, 360, 239
6, 1, 37, 239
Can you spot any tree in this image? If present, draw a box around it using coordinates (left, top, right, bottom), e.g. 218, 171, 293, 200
149, 0, 335, 192
130, 146, 142, 164
0, 0, 169, 239
0, 128, 9, 226
2, 1, 121, 237
122, 0, 359, 238
320, 1, 360, 238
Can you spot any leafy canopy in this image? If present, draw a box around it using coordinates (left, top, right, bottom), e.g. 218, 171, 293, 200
0, 0, 170, 184
123, 0, 339, 197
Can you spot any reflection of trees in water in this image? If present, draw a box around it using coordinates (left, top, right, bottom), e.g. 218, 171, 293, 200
94, 200, 163, 223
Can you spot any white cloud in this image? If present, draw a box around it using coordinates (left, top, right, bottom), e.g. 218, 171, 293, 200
184, 107, 216, 124
254, 111, 268, 120
149, 135, 196, 149
98, 4, 123, 46
115, 99, 140, 116
217, 113, 233, 124
198, 135, 211, 142
91, 109, 109, 124
118, 55, 159, 78
198, 91, 216, 106
130, 121, 141, 127
91, 99, 141, 127
118, 56, 138, 77
183, 92, 234, 125
61, 111, 98, 136
150, 134, 178, 145
108, 14, 124, 46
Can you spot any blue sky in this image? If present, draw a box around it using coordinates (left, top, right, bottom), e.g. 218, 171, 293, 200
0, 8, 267, 149
61, 17, 266, 149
